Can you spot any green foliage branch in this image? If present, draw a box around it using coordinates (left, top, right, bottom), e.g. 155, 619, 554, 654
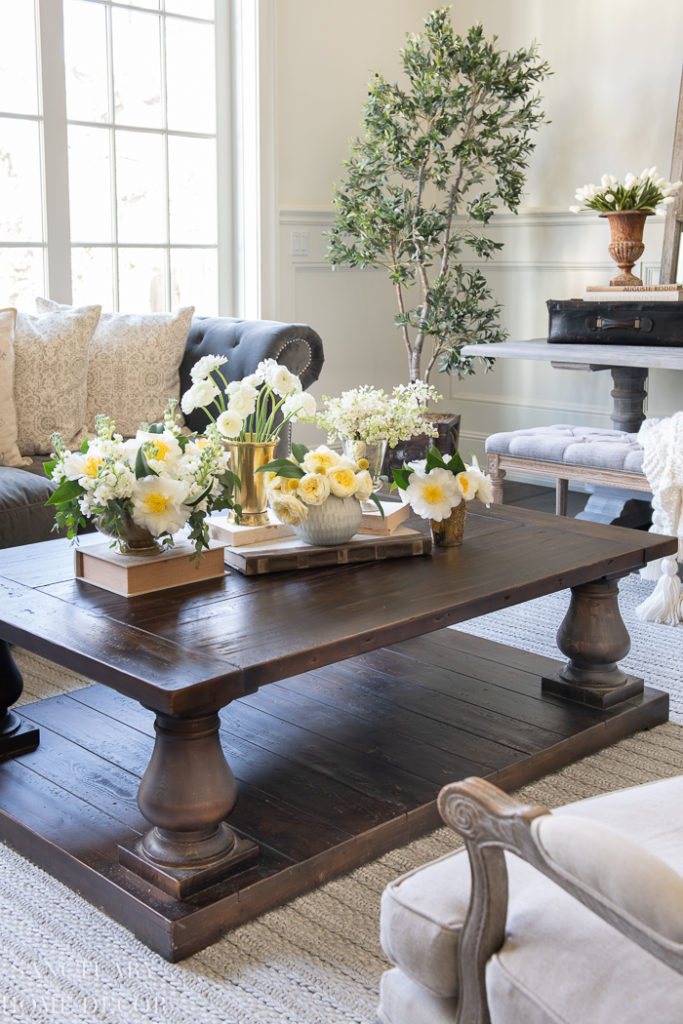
327, 7, 551, 383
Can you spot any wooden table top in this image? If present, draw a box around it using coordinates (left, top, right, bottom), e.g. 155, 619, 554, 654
462, 338, 683, 371
0, 504, 675, 715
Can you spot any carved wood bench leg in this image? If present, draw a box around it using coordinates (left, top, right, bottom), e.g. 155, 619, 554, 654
487, 453, 505, 504
0, 639, 39, 761
542, 576, 644, 708
118, 707, 258, 897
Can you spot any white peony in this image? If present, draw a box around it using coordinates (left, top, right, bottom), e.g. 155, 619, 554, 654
454, 468, 482, 501
131, 477, 189, 536
136, 430, 183, 470
404, 468, 461, 522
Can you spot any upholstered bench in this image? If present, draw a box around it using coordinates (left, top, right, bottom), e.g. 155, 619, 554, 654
485, 424, 650, 515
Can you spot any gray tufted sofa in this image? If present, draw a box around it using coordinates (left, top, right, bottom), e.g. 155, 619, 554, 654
0, 315, 324, 549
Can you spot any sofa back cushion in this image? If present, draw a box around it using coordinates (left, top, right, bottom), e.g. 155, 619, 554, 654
0, 308, 31, 467
15, 304, 102, 455
37, 299, 194, 437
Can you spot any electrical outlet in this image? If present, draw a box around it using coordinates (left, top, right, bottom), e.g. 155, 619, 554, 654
290, 231, 309, 256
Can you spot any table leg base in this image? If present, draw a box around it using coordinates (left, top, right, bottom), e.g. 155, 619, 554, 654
118, 829, 259, 899
542, 672, 644, 708
0, 712, 39, 762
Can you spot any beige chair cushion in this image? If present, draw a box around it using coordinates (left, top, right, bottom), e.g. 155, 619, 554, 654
15, 304, 102, 455
0, 308, 31, 467
379, 775, 683, 1021
37, 299, 194, 437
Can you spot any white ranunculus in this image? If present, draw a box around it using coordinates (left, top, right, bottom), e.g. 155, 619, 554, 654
297, 472, 331, 505
190, 354, 228, 383
131, 477, 189, 536
227, 384, 257, 418
268, 363, 299, 396
216, 409, 243, 438
282, 391, 316, 421
404, 468, 461, 522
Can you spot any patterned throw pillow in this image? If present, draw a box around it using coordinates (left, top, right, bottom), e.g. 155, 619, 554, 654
15, 304, 102, 456
37, 300, 194, 437
0, 307, 31, 467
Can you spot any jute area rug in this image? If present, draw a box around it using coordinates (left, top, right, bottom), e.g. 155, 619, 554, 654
3, 572, 682, 1024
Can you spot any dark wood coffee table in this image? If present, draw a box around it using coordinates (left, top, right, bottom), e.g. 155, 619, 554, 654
0, 504, 675, 960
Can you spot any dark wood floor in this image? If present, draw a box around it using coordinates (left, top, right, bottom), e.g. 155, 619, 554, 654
503, 480, 589, 517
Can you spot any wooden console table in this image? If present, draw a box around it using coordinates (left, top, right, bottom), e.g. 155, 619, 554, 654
462, 338, 683, 433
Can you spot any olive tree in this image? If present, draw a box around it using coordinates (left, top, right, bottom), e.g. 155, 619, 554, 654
327, 8, 551, 384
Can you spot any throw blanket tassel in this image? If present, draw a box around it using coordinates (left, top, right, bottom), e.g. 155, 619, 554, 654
636, 557, 683, 626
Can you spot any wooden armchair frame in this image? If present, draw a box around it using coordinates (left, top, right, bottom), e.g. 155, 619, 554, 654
437, 777, 683, 1024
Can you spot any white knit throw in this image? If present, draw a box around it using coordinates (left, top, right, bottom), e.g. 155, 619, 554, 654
636, 412, 683, 626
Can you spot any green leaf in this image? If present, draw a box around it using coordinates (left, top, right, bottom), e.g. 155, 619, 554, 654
80, 439, 89, 453
146, 422, 165, 434
254, 458, 305, 479
135, 445, 159, 480
291, 442, 309, 463
366, 491, 385, 516
43, 459, 57, 479
391, 465, 414, 490
186, 482, 213, 508
425, 447, 447, 471
445, 451, 466, 474
47, 479, 85, 505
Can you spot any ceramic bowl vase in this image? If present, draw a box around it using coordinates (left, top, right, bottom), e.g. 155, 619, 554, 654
293, 495, 363, 546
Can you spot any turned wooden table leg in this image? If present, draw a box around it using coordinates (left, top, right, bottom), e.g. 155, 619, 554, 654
609, 366, 648, 433
0, 639, 39, 760
118, 708, 258, 897
542, 576, 644, 708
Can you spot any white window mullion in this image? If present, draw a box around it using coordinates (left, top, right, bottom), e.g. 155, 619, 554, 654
37, 0, 72, 303
216, 0, 235, 315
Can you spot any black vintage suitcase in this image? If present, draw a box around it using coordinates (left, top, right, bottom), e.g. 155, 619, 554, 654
546, 299, 683, 346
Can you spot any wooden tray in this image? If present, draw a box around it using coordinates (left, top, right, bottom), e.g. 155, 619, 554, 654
224, 526, 431, 575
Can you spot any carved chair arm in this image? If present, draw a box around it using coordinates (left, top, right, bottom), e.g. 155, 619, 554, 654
437, 777, 683, 1024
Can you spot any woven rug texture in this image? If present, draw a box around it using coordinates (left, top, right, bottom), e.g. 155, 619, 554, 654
2, 570, 681, 1024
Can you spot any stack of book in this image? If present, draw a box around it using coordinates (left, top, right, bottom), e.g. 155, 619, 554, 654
584, 284, 683, 302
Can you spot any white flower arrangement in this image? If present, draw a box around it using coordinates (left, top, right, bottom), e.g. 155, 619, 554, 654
181, 355, 315, 443
256, 443, 381, 526
391, 448, 492, 522
45, 408, 241, 556
569, 168, 682, 214
314, 382, 442, 449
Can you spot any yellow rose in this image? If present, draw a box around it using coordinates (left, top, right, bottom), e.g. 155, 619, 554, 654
327, 465, 358, 498
302, 445, 340, 475
269, 493, 308, 525
297, 472, 331, 505
354, 469, 373, 501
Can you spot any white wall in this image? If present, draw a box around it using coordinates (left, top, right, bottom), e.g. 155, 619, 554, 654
273, 0, 683, 458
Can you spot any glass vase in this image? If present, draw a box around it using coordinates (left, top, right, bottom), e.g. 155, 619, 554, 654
342, 438, 388, 494
430, 501, 467, 547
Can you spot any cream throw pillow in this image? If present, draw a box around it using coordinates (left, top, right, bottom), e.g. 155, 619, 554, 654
0, 307, 31, 467
37, 300, 194, 437
15, 304, 102, 455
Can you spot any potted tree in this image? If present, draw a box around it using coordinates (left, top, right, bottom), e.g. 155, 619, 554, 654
327, 8, 551, 465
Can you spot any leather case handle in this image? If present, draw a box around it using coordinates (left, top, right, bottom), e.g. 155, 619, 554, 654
586, 316, 654, 332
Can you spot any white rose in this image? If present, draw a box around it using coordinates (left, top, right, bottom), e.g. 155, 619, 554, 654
269, 492, 308, 525
302, 446, 340, 474
354, 469, 373, 501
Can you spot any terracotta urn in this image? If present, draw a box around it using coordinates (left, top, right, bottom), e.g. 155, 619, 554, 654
600, 210, 653, 286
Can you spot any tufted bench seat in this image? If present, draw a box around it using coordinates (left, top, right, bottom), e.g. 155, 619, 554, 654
485, 424, 650, 515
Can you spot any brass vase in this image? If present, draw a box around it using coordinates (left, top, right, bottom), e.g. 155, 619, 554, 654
600, 210, 652, 286
223, 435, 278, 526
430, 501, 467, 547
